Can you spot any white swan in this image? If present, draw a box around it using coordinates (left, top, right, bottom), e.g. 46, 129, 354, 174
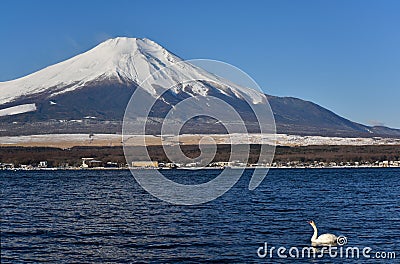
308, 220, 337, 246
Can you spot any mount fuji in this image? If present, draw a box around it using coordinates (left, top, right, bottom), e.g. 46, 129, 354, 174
0, 37, 399, 137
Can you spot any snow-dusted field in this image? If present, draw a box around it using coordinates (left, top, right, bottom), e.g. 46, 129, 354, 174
197, 133, 400, 146
0, 134, 123, 148
0, 133, 399, 148
274, 134, 400, 146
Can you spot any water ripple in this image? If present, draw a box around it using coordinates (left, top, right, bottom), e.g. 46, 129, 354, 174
1, 168, 399, 263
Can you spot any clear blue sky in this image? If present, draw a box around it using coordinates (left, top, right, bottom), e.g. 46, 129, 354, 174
1, 0, 399, 128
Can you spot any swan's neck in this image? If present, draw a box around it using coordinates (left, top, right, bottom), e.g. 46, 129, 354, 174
311, 224, 318, 241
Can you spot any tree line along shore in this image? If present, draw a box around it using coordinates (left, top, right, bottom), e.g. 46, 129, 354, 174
0, 145, 399, 169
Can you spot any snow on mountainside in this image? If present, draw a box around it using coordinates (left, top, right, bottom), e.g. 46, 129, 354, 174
0, 37, 264, 105
0, 103, 36, 117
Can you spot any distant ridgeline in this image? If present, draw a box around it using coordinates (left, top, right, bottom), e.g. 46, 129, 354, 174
1, 93, 399, 137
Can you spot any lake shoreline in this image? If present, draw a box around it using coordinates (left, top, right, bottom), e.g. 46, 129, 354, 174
1, 144, 399, 170
3, 166, 399, 171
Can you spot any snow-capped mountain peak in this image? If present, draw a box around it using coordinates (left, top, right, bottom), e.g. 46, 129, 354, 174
1, 37, 399, 138
0, 37, 265, 105
0, 37, 183, 104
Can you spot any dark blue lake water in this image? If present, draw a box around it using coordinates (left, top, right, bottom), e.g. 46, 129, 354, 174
1, 168, 399, 263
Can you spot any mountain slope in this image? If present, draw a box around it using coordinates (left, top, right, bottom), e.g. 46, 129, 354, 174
267, 96, 400, 137
0, 37, 399, 138
0, 38, 179, 104
0, 37, 263, 106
